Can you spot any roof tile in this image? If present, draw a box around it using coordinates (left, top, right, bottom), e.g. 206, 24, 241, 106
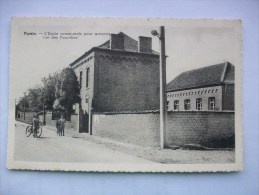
167, 62, 235, 91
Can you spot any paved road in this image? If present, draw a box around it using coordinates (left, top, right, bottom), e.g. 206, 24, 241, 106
14, 122, 156, 163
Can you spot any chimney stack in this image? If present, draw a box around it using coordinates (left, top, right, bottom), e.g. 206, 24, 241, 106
110, 34, 124, 50
138, 36, 152, 53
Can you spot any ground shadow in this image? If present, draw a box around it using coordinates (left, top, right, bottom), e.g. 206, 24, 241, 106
36, 137, 51, 139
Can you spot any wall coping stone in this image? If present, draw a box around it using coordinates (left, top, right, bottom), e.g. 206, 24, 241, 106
93, 110, 159, 115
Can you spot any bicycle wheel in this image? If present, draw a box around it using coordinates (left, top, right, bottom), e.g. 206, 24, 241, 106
25, 126, 32, 137
36, 126, 42, 137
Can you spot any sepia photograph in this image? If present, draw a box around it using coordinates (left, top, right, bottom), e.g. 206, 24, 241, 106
7, 17, 243, 172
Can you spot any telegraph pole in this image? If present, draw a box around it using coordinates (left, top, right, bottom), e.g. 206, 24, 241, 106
15, 98, 16, 118
151, 26, 167, 149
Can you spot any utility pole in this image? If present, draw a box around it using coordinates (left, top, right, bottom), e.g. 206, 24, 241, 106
88, 97, 92, 135
43, 102, 46, 125
151, 26, 167, 149
15, 98, 16, 118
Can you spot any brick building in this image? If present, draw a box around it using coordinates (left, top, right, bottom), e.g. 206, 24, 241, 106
167, 62, 235, 111
69, 32, 160, 132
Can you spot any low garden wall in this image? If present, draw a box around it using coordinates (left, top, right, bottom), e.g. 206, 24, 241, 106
92, 111, 235, 148
166, 111, 234, 148
16, 111, 36, 124
45, 112, 79, 132
92, 111, 160, 147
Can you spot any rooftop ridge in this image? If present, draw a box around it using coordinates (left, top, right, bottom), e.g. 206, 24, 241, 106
167, 62, 234, 92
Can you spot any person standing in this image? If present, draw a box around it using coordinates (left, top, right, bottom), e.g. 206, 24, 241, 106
56, 118, 60, 135
58, 115, 65, 136
32, 115, 39, 138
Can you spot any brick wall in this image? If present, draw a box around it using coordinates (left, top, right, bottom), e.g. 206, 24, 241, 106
92, 111, 234, 148
94, 50, 160, 112
110, 34, 124, 50
72, 49, 159, 114
166, 111, 235, 148
138, 36, 152, 53
222, 84, 234, 110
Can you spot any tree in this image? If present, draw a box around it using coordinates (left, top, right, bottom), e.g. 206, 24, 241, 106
17, 92, 29, 112
26, 86, 42, 112
53, 67, 80, 114
17, 67, 80, 117
41, 72, 60, 111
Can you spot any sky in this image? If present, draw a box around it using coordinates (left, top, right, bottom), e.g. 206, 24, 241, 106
10, 18, 241, 100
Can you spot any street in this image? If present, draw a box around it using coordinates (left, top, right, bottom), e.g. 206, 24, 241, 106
14, 122, 157, 163
14, 121, 235, 164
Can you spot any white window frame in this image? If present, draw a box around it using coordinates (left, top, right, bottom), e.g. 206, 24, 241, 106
184, 99, 191, 110
208, 97, 216, 110
196, 98, 202, 110
174, 100, 179, 111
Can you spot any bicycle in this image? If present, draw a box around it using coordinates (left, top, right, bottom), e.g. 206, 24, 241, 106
25, 122, 43, 138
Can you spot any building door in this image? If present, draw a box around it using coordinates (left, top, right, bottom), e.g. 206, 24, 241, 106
79, 110, 88, 133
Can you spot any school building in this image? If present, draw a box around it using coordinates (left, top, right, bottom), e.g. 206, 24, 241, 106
167, 62, 235, 112
69, 32, 160, 133
45, 33, 235, 148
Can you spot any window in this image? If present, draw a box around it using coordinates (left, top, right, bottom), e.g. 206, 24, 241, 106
86, 67, 90, 88
208, 97, 216, 110
196, 98, 202, 110
79, 71, 82, 89
167, 101, 169, 110
184, 99, 190, 110
174, 100, 179, 110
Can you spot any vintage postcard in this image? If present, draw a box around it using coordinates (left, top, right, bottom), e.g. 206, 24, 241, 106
7, 17, 243, 172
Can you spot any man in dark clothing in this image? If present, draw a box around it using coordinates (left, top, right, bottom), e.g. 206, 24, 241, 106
58, 115, 65, 136
32, 115, 40, 138
56, 119, 60, 135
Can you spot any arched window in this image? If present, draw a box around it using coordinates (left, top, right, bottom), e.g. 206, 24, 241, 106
86, 67, 90, 88
79, 71, 83, 89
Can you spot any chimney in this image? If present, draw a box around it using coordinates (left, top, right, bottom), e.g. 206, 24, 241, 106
138, 36, 152, 53
110, 34, 124, 50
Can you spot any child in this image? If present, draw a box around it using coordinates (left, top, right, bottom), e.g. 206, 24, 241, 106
58, 115, 65, 136
56, 119, 60, 135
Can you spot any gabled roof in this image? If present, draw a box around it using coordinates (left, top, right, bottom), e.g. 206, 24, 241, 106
167, 62, 235, 92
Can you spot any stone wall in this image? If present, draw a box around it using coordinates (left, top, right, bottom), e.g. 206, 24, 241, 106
16, 111, 36, 124
92, 111, 235, 148
92, 111, 160, 147
46, 112, 79, 132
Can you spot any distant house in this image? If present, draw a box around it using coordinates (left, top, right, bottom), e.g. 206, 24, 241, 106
167, 62, 235, 111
